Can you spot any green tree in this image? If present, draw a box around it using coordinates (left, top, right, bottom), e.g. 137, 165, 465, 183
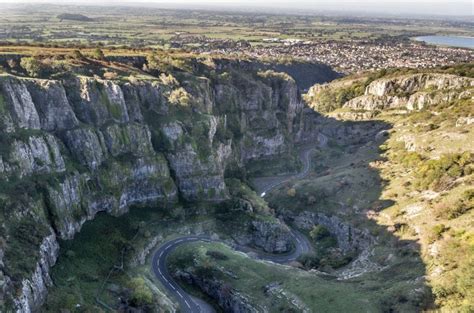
20, 57, 45, 77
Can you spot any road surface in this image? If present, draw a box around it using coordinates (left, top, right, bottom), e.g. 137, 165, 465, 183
152, 146, 315, 312
256, 146, 315, 197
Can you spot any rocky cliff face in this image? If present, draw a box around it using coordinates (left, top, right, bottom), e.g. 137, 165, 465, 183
292, 211, 374, 254
0, 60, 322, 311
234, 219, 292, 254
344, 73, 473, 112
175, 270, 259, 313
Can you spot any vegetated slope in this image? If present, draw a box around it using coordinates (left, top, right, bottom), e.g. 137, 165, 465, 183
305, 64, 474, 312
0, 54, 334, 312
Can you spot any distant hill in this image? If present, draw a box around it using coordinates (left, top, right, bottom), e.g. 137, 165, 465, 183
57, 13, 93, 22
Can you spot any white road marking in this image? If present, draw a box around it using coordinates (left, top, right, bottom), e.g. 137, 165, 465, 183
184, 299, 191, 308
171, 285, 176, 291
177, 290, 183, 298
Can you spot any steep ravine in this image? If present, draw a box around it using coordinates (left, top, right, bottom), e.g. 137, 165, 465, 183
0, 63, 335, 312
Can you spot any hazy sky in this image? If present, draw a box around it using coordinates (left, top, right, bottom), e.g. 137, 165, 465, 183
1, 0, 473, 16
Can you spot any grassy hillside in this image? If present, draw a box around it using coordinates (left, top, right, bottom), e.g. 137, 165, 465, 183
303, 65, 473, 311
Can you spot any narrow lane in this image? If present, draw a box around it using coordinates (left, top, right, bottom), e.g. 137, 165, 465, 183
152, 146, 315, 312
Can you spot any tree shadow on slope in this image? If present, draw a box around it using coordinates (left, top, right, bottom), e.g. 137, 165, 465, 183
264, 113, 435, 312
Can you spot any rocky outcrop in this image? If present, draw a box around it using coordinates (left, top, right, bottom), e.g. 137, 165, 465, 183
289, 211, 384, 279
63, 127, 107, 170
64, 77, 130, 126
161, 120, 230, 201
12, 232, 59, 313
234, 219, 292, 254
293, 211, 373, 254
175, 270, 259, 313
8, 134, 66, 178
0, 77, 40, 130
251, 220, 292, 253
365, 74, 473, 97
25, 80, 79, 132
344, 73, 474, 112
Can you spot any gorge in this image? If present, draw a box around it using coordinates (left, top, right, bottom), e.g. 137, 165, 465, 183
0, 57, 337, 312
0, 53, 472, 313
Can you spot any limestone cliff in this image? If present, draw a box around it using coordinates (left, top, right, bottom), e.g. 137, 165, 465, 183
0, 60, 324, 312
305, 72, 473, 119
344, 74, 473, 112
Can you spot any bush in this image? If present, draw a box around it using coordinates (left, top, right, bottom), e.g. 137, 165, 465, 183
400, 152, 423, 168
128, 277, 153, 306
436, 189, 474, 219
7, 59, 18, 69
168, 88, 191, 106
287, 188, 296, 197
415, 153, 473, 191
310, 225, 330, 240
20, 57, 46, 77
428, 224, 447, 243
297, 253, 320, 269
159, 73, 179, 86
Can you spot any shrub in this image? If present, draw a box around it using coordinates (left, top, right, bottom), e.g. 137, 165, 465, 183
287, 188, 296, 197
400, 152, 423, 167
428, 224, 447, 243
257, 70, 293, 81
159, 73, 179, 86
7, 59, 18, 69
168, 88, 191, 106
20, 57, 46, 77
310, 225, 330, 240
128, 277, 153, 306
415, 153, 473, 191
297, 253, 320, 269
146, 52, 163, 71
436, 189, 474, 219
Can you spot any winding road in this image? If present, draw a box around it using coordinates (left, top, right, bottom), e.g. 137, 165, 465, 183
152, 146, 315, 313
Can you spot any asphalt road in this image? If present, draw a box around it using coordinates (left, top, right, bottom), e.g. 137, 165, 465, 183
152, 236, 215, 313
152, 146, 315, 313
255, 145, 315, 197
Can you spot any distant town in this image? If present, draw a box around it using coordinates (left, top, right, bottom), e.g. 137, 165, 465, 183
174, 36, 474, 73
